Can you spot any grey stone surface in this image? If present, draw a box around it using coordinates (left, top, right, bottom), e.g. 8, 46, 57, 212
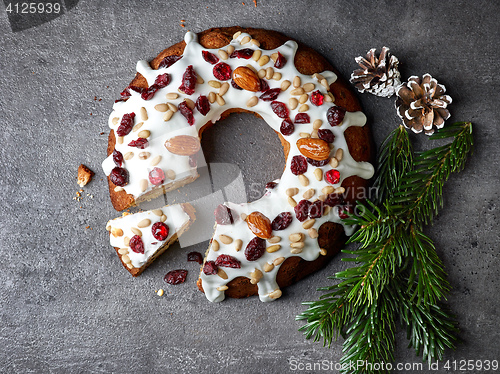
0, 1, 499, 373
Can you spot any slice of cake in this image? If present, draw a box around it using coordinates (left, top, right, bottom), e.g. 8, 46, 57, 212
106, 203, 195, 276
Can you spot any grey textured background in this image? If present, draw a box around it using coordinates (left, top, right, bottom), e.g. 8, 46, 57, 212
1, 1, 499, 373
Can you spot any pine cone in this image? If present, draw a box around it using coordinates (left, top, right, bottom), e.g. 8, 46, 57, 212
395, 74, 452, 135
350, 47, 401, 97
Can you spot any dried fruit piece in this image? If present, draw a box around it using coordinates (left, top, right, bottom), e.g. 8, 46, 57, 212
116, 113, 135, 137
324, 193, 344, 207
164, 269, 188, 285
214, 204, 235, 225
246, 211, 272, 239
266, 181, 277, 190
325, 169, 341, 184
149, 167, 165, 185
141, 85, 160, 100
317, 128, 335, 143
112, 149, 124, 167
259, 88, 281, 101
151, 222, 169, 240
129, 235, 144, 254
231, 79, 243, 90
327, 106, 346, 126
310, 90, 324, 106
306, 157, 329, 167
280, 118, 295, 136
259, 79, 269, 92
128, 138, 149, 149
154, 73, 171, 88
338, 205, 354, 219
187, 251, 203, 264
294, 199, 312, 222
291, 155, 308, 175
294, 113, 310, 124
178, 65, 197, 95
229, 48, 254, 59
110, 167, 128, 186
213, 62, 232, 80
296, 138, 330, 161
271, 101, 289, 118
165, 135, 201, 156
178, 101, 195, 126
245, 237, 266, 261
274, 52, 287, 69
215, 254, 241, 268
158, 55, 181, 69
271, 212, 293, 231
203, 260, 218, 275
195, 95, 210, 115
202, 50, 219, 65
309, 200, 324, 219
232, 66, 261, 92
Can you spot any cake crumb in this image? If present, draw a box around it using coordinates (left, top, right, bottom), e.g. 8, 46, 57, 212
157, 289, 164, 297
78, 164, 94, 187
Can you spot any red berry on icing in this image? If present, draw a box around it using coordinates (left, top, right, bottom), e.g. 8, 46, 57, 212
308, 200, 324, 218
259, 79, 269, 92
196, 95, 210, 115
202, 50, 219, 65
265, 181, 277, 190
259, 88, 281, 101
310, 90, 324, 106
271, 101, 289, 118
306, 157, 329, 167
271, 212, 293, 231
294, 200, 312, 222
280, 118, 295, 136
325, 169, 341, 184
179, 65, 197, 95
120, 85, 144, 100
338, 205, 354, 219
154, 73, 171, 88
215, 254, 241, 268
294, 113, 310, 124
129, 235, 144, 254
274, 52, 287, 69
127, 138, 149, 149
158, 55, 181, 69
229, 48, 254, 59
110, 167, 128, 186
231, 79, 243, 90
187, 251, 203, 264
327, 106, 346, 126
164, 269, 188, 285
113, 149, 123, 167
214, 204, 235, 225
317, 128, 335, 143
291, 155, 308, 175
244, 237, 266, 261
149, 167, 165, 185
213, 62, 232, 80
203, 260, 218, 275
178, 101, 195, 126
116, 112, 135, 136
141, 85, 160, 100
324, 192, 344, 207
151, 222, 169, 241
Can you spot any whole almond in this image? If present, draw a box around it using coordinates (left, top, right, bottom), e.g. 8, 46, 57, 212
246, 211, 272, 239
165, 135, 200, 156
296, 138, 330, 161
232, 66, 261, 92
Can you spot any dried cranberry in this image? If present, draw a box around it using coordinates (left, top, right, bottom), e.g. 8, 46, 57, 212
158, 55, 181, 69
141, 85, 160, 100
325, 169, 341, 184
178, 101, 194, 126
189, 154, 197, 168
265, 181, 277, 190
259, 88, 281, 101
318, 128, 335, 143
294, 200, 312, 222
215, 254, 241, 268
164, 269, 188, 285
259, 79, 269, 92
324, 193, 344, 207
154, 73, 170, 88
151, 222, 169, 240
187, 251, 203, 264
179, 65, 197, 95
203, 260, 218, 275
338, 205, 354, 219
294, 113, 310, 124
272, 212, 293, 230
310, 90, 324, 106
327, 106, 346, 126
214, 204, 235, 225
213, 62, 232, 80
202, 50, 219, 65
280, 118, 295, 136
274, 52, 287, 69
306, 157, 329, 167
309, 200, 324, 218
116, 113, 135, 136
128, 138, 149, 149
149, 167, 165, 185
244, 237, 266, 261
129, 235, 144, 254
231, 79, 243, 90
112, 149, 123, 167
120, 85, 144, 99
196, 95, 210, 115
271, 101, 289, 118
291, 155, 308, 175
110, 167, 128, 186
229, 48, 254, 59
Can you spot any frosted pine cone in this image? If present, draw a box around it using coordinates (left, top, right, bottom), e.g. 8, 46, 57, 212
395, 74, 452, 135
350, 47, 401, 97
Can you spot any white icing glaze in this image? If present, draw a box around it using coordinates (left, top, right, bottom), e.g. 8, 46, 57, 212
103, 31, 374, 302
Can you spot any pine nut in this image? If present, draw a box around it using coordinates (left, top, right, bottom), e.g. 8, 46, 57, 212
131, 227, 142, 236
335, 187, 346, 194
117, 136, 123, 144
227, 45, 235, 54
302, 219, 315, 229
320, 248, 327, 256
155, 103, 168, 112
124, 152, 134, 160
258, 55, 270, 66
217, 285, 228, 291
185, 98, 195, 110
246, 96, 258, 107
114, 186, 124, 192
313, 119, 322, 129
298, 174, 309, 186
250, 269, 263, 282
196, 75, 204, 84
291, 241, 305, 249
218, 50, 228, 60
265, 67, 274, 79
266, 244, 281, 253
240, 35, 250, 45
216, 94, 225, 106
268, 236, 281, 244
219, 234, 233, 245
290, 247, 303, 254
330, 157, 339, 168
318, 194, 326, 201
118, 247, 128, 255
111, 227, 123, 237
133, 122, 144, 132
288, 98, 298, 110
335, 148, 344, 161
137, 219, 151, 228
314, 168, 323, 181
289, 233, 304, 242
308, 228, 319, 239
293, 76, 301, 88
138, 152, 150, 160
303, 83, 315, 92
140, 107, 148, 121
139, 179, 148, 192
298, 104, 309, 112
167, 103, 178, 113
303, 188, 315, 199
311, 129, 319, 138
150, 155, 162, 166
233, 31, 242, 39
126, 263, 134, 269
320, 78, 329, 89
152, 209, 163, 216
252, 49, 262, 61
234, 239, 243, 252
299, 132, 310, 138
160, 214, 167, 222
122, 255, 131, 264
272, 72, 282, 81
112, 117, 119, 125
246, 64, 258, 74
208, 92, 216, 103
217, 268, 228, 279
166, 169, 176, 180
264, 263, 274, 272
166, 92, 178, 100
286, 187, 299, 196
269, 289, 282, 299
299, 94, 308, 104
208, 80, 221, 88
281, 80, 291, 91
250, 39, 260, 47
288, 196, 297, 207
211, 239, 220, 252
241, 213, 247, 221
323, 206, 331, 216
290, 87, 304, 96
273, 257, 285, 266
257, 69, 266, 78
325, 93, 334, 102
219, 82, 229, 96
270, 52, 278, 62
163, 110, 174, 122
